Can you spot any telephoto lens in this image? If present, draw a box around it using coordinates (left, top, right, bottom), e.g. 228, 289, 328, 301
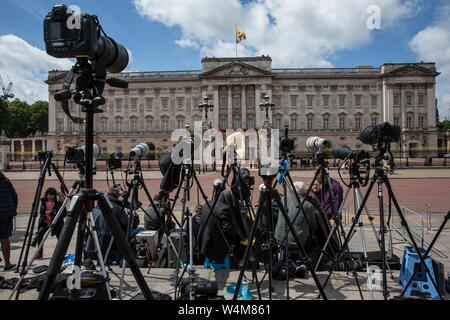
332, 144, 354, 160
358, 126, 378, 145
306, 136, 331, 152
130, 143, 149, 158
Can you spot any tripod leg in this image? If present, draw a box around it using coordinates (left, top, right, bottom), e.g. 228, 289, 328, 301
96, 192, 154, 300
233, 193, 264, 300
400, 210, 450, 297
383, 177, 443, 300
321, 174, 377, 293
272, 189, 328, 300
16, 156, 52, 273
9, 184, 77, 300
38, 190, 88, 300
356, 187, 395, 280
315, 186, 351, 271
354, 187, 373, 300
87, 212, 112, 300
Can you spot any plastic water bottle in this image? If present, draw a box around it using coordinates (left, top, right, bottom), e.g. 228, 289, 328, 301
241, 278, 252, 300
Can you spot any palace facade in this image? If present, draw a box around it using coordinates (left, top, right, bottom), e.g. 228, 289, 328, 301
46, 56, 440, 159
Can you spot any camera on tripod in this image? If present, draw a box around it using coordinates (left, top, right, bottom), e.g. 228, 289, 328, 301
44, 3, 128, 73
179, 280, 219, 300
37, 151, 52, 162
107, 151, 123, 170
359, 122, 401, 146
259, 164, 278, 185
332, 145, 371, 163
280, 126, 295, 154
65, 144, 100, 167
306, 136, 331, 152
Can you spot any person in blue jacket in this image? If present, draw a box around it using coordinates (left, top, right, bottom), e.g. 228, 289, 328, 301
0, 171, 18, 271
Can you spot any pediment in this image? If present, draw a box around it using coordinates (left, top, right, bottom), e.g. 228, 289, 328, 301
385, 64, 439, 77
201, 62, 273, 78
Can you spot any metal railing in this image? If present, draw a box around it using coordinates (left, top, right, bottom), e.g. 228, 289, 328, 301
341, 202, 449, 258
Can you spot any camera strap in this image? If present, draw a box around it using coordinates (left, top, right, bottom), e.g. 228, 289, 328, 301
58, 69, 85, 125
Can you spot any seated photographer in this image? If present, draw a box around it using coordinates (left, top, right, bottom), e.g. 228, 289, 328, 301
301, 182, 341, 267
274, 181, 317, 264
311, 172, 343, 227
143, 194, 164, 232
197, 168, 253, 266
84, 187, 131, 261
32, 187, 66, 259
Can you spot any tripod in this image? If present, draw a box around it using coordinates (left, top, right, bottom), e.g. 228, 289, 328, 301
15, 151, 69, 275
328, 159, 395, 300
321, 143, 444, 300
233, 169, 328, 300
37, 58, 153, 300
273, 149, 334, 300
116, 153, 164, 299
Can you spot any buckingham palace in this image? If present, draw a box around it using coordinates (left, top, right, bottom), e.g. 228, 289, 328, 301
45, 56, 440, 159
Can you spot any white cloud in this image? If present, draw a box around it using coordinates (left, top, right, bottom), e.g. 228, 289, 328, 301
409, 3, 450, 120
0, 34, 73, 104
133, 0, 418, 68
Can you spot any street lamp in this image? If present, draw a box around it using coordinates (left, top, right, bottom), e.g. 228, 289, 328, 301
198, 94, 214, 131
259, 94, 275, 119
198, 95, 214, 120
259, 94, 275, 129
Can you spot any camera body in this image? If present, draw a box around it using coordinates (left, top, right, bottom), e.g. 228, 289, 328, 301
259, 164, 278, 185
107, 151, 123, 170
43, 3, 128, 73
179, 280, 219, 300
44, 4, 97, 59
65, 146, 85, 164
280, 127, 295, 154
239, 168, 255, 188
359, 122, 401, 146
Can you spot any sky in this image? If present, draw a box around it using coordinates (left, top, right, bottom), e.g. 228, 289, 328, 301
0, 0, 449, 119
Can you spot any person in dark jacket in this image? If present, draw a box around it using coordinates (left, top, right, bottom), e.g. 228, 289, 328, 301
312, 172, 343, 227
0, 172, 18, 271
197, 190, 246, 263
84, 187, 129, 261
32, 187, 66, 259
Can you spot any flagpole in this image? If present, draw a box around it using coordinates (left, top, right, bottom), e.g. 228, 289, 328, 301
235, 24, 237, 57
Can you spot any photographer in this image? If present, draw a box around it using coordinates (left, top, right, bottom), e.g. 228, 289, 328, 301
312, 172, 343, 227
84, 187, 129, 261
32, 187, 66, 259
143, 194, 163, 232
197, 168, 253, 266
274, 181, 316, 262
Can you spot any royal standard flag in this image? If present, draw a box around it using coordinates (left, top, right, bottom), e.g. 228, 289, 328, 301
236, 26, 247, 43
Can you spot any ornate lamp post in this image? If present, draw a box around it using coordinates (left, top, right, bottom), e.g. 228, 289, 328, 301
198, 94, 214, 131
259, 94, 275, 130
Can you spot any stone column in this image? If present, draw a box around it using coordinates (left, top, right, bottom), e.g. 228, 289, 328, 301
32, 139, 36, 155
213, 86, 219, 129
255, 85, 262, 128
228, 86, 233, 129
20, 141, 24, 161
426, 82, 436, 128
401, 84, 406, 128
242, 85, 247, 129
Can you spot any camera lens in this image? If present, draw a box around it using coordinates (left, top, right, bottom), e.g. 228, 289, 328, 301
332, 144, 354, 160
96, 36, 129, 73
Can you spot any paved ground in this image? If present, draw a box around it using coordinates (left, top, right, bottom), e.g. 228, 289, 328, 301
0, 168, 449, 301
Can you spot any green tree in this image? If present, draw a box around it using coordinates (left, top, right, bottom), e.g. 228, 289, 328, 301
0, 98, 10, 133
6, 99, 32, 138
29, 101, 49, 135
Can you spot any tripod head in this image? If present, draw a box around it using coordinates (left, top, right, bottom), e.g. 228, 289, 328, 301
54, 57, 128, 192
